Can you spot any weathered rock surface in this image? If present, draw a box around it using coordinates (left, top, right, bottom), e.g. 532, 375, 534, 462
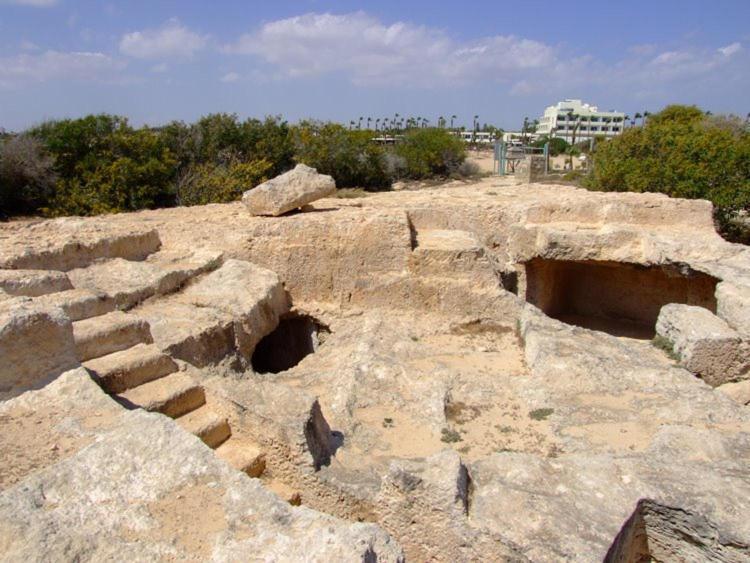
656, 303, 749, 386
0, 367, 123, 489
3, 176, 750, 560
0, 409, 403, 561
34, 288, 114, 321
470, 442, 750, 561
0, 219, 160, 271
0, 269, 72, 297
68, 249, 223, 309
717, 281, 750, 338
717, 379, 750, 405
0, 298, 78, 400
242, 163, 336, 216
135, 259, 288, 366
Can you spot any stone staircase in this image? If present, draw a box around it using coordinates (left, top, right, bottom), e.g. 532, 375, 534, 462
74, 294, 266, 478
4, 231, 270, 480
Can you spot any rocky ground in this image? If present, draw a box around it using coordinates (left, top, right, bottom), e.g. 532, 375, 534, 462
1, 173, 750, 561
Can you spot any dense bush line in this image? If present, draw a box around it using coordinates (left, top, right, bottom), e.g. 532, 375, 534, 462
586, 105, 750, 243
0, 113, 470, 218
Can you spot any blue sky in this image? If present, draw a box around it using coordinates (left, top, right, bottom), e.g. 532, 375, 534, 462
1, 0, 748, 131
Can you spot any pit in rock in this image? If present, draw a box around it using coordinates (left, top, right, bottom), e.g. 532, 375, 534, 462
251, 314, 330, 374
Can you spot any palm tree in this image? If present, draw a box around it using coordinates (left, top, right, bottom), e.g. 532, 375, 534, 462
349, 120, 355, 130
367, 117, 372, 130
450, 115, 457, 129
375, 118, 380, 131
622, 114, 629, 132
634, 112, 642, 127
579, 114, 589, 140
566, 110, 574, 144
642, 111, 650, 126
438, 116, 445, 128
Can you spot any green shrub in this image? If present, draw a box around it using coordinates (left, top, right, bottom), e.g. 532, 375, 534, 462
292, 122, 390, 190
394, 128, 466, 179
532, 136, 569, 156
161, 114, 294, 178
529, 408, 554, 421
41, 122, 176, 216
0, 135, 56, 214
177, 156, 272, 206
587, 105, 750, 243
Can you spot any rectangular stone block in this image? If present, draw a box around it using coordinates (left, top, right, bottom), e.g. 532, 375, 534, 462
656, 303, 749, 387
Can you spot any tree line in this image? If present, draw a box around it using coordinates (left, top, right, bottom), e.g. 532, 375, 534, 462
585, 105, 750, 243
0, 114, 472, 218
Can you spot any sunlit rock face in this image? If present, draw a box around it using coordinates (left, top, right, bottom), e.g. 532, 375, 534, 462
1, 174, 749, 560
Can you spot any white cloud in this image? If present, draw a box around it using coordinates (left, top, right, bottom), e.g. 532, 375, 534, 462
227, 12, 554, 86
220, 71, 240, 83
120, 18, 208, 60
224, 11, 749, 103
0, 50, 121, 88
0, 0, 58, 6
719, 42, 742, 57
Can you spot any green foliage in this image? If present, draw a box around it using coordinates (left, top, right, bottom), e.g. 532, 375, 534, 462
0, 135, 56, 214
588, 105, 750, 243
160, 114, 294, 178
30, 114, 130, 180
393, 128, 466, 179
440, 427, 462, 443
532, 136, 569, 156
3, 114, 471, 217
177, 156, 272, 206
528, 408, 554, 421
43, 126, 176, 216
292, 121, 390, 190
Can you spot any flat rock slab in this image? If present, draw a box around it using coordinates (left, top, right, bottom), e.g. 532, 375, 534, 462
242, 163, 336, 216
0, 368, 124, 489
68, 249, 223, 309
135, 259, 288, 366
0, 220, 160, 271
0, 409, 403, 561
0, 269, 73, 297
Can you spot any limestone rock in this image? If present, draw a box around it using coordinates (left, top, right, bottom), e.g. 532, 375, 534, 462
717, 379, 750, 405
0, 367, 124, 489
178, 259, 289, 357
67, 249, 223, 309
656, 303, 749, 386
0, 220, 160, 271
0, 410, 403, 562
0, 299, 78, 401
717, 281, 750, 338
34, 289, 114, 322
470, 443, 750, 562
242, 164, 336, 216
0, 269, 73, 297
135, 259, 288, 366
214, 377, 333, 471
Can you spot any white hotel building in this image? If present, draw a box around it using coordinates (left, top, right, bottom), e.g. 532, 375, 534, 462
536, 99, 626, 142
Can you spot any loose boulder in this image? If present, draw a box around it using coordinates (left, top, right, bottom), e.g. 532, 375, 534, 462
655, 303, 749, 386
242, 164, 336, 217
